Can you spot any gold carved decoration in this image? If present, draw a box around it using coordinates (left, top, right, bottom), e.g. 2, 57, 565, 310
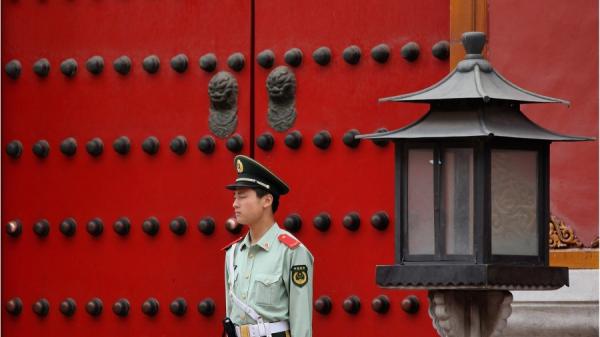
591, 237, 599, 248
548, 215, 584, 249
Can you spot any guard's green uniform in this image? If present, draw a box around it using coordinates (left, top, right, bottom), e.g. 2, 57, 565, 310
223, 155, 314, 337
225, 224, 314, 337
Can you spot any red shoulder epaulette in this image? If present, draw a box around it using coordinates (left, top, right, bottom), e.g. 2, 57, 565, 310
221, 236, 243, 251
278, 233, 300, 249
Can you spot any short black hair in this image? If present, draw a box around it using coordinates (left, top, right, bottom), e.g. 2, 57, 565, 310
253, 188, 280, 214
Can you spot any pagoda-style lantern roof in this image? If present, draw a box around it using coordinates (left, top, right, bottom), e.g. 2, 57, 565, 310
358, 32, 591, 142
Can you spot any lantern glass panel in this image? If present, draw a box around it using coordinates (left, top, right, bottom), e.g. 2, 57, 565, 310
441, 148, 474, 255
407, 148, 435, 255
491, 149, 538, 256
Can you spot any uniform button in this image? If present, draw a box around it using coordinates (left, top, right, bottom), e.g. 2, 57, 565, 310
245, 274, 249, 279
242, 294, 246, 299
249, 254, 254, 259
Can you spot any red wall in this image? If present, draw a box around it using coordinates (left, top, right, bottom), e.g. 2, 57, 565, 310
488, 0, 599, 245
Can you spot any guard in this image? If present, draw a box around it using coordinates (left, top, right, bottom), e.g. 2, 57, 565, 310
223, 155, 314, 337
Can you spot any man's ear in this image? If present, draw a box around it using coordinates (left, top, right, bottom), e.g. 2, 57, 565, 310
262, 193, 273, 209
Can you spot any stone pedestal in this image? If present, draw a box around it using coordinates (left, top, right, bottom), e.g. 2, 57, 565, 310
428, 290, 513, 337
503, 269, 598, 337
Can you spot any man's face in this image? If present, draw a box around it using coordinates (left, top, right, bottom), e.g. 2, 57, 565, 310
232, 188, 271, 225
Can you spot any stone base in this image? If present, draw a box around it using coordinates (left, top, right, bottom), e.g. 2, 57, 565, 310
428, 290, 513, 337
503, 269, 599, 337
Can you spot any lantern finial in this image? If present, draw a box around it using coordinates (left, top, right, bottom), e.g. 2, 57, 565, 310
462, 32, 486, 58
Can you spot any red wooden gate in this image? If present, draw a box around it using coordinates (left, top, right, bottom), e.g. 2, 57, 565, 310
2, 1, 448, 336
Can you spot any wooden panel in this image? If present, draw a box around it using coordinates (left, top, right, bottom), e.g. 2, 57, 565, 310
450, 0, 488, 67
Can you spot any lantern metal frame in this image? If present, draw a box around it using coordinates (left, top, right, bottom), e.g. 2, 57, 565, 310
395, 138, 549, 266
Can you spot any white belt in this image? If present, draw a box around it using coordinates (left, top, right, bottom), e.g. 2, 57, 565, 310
235, 320, 289, 337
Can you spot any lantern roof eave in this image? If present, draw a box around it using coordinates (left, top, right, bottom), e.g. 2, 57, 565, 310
356, 103, 592, 142
378, 63, 571, 106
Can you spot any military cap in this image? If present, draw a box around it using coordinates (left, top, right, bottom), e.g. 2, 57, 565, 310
226, 155, 290, 195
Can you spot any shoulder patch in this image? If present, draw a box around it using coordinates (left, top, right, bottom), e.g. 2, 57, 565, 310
221, 236, 243, 251
291, 265, 309, 287
278, 233, 300, 249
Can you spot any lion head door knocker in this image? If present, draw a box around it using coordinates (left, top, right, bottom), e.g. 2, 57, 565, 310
208, 71, 238, 138
266, 66, 297, 132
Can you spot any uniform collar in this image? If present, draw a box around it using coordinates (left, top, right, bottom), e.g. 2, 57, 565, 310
240, 223, 280, 251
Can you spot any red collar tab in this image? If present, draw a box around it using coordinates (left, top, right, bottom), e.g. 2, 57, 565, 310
278, 234, 300, 249
221, 236, 244, 251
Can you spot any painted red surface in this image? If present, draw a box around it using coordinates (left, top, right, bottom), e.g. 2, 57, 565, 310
2, 1, 251, 336
488, 0, 599, 245
2, 0, 449, 336
2, 0, 450, 336
254, 1, 448, 336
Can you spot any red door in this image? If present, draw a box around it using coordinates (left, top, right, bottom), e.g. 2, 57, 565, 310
253, 1, 448, 336
2, 1, 447, 336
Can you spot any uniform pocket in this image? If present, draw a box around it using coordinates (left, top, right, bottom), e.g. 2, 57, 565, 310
254, 273, 281, 307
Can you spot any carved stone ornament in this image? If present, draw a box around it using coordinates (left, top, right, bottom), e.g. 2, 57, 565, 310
428, 290, 513, 337
266, 65, 297, 132
208, 71, 238, 138
548, 215, 584, 249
